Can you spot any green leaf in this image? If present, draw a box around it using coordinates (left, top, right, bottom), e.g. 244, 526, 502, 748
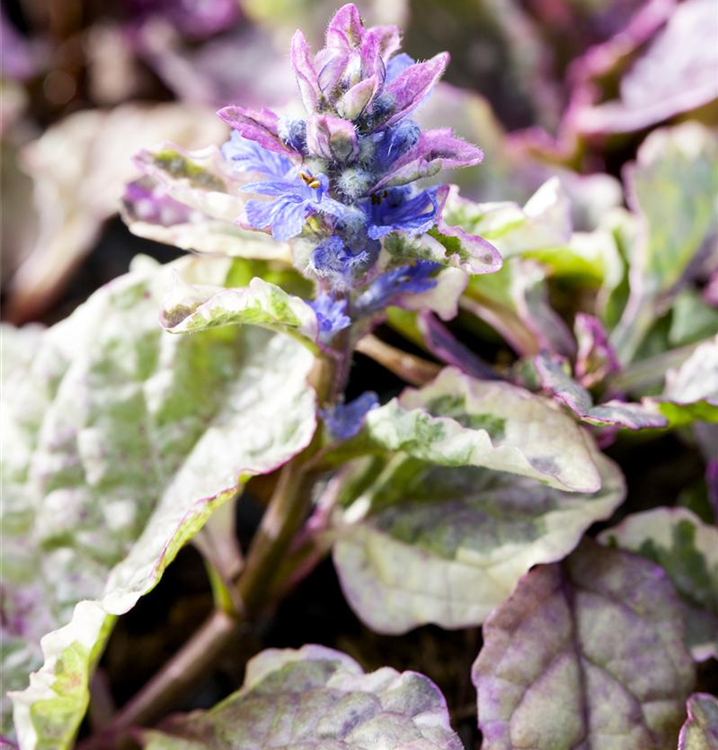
141, 645, 463, 749
2, 255, 318, 748
159, 273, 319, 351
472, 540, 695, 750
599, 508, 718, 661
678, 693, 718, 750
669, 289, 718, 348
332, 446, 624, 634
361, 367, 602, 492
611, 123, 718, 362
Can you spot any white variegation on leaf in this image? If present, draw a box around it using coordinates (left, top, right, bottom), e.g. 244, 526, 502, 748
159, 272, 319, 348
650, 335, 718, 425
332, 448, 624, 634
361, 367, 602, 492
599, 508, 718, 661
472, 540, 695, 750
440, 178, 573, 258
2, 255, 318, 749
142, 645, 463, 750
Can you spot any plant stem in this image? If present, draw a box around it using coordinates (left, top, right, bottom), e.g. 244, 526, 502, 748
109, 610, 237, 731
355, 334, 440, 385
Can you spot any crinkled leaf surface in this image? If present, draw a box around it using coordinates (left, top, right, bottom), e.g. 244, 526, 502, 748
598, 508, 718, 661
361, 367, 602, 492
159, 273, 319, 349
142, 644, 463, 750
472, 540, 695, 750
333, 445, 624, 634
678, 693, 718, 750
2, 255, 317, 748
611, 124, 718, 362
535, 352, 667, 430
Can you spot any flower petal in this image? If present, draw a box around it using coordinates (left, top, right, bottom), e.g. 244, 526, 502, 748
290, 30, 321, 112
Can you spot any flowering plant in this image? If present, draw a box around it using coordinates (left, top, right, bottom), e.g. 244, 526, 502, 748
2, 4, 717, 750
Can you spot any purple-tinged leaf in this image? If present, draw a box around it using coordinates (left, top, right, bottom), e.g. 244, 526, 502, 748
360, 367, 602, 492
599, 508, 718, 662
417, 311, 498, 380
141, 644, 463, 750
384, 185, 502, 276
472, 540, 695, 750
217, 106, 297, 155
678, 693, 718, 750
383, 52, 450, 128
374, 128, 483, 191
336, 75, 380, 120
333, 447, 624, 634
290, 30, 321, 112
574, 312, 620, 388
574, 0, 718, 135
5, 255, 318, 748
306, 114, 359, 162
535, 352, 668, 429
325, 3, 364, 50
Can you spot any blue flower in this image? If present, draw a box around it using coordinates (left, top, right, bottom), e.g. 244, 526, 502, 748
309, 235, 380, 290
310, 293, 351, 342
386, 53, 415, 83
243, 173, 346, 241
221, 131, 294, 178
373, 121, 421, 170
365, 186, 439, 240
355, 260, 441, 315
321, 392, 380, 440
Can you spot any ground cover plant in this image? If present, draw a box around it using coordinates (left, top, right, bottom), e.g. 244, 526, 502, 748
1, 1, 717, 748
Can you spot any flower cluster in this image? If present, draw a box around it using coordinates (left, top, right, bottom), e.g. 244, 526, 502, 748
218, 3, 486, 338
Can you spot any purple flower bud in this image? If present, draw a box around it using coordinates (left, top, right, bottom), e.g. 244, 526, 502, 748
306, 115, 359, 162
278, 118, 308, 154
374, 120, 422, 169
309, 235, 378, 290
310, 293, 351, 343
217, 106, 298, 155
382, 52, 449, 127
355, 260, 441, 315
322, 391, 380, 440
